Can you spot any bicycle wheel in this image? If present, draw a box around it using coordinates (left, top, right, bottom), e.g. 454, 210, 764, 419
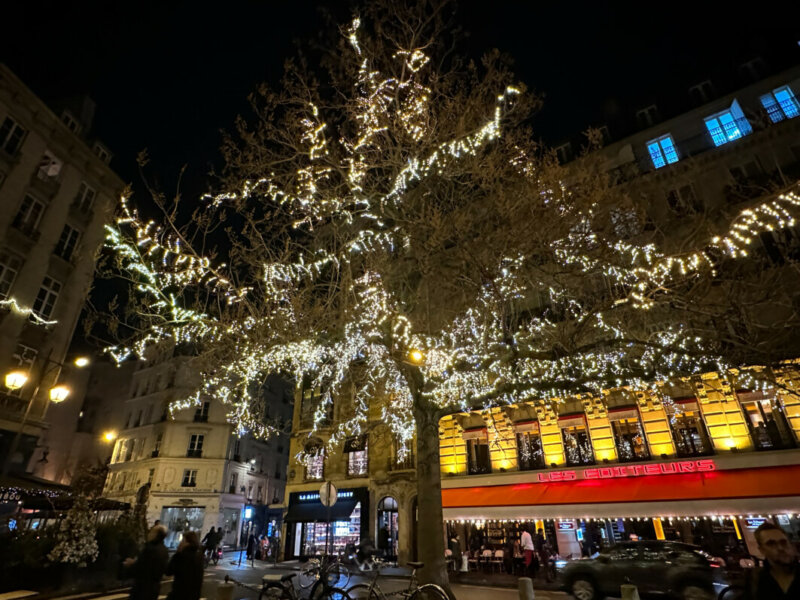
315, 587, 352, 600
260, 583, 292, 600
410, 583, 449, 600
344, 583, 381, 600
326, 563, 351, 588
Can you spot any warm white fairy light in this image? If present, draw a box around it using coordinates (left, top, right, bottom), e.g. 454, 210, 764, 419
105, 13, 800, 458
0, 297, 58, 326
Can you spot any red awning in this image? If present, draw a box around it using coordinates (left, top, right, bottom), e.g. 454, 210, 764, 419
442, 464, 800, 508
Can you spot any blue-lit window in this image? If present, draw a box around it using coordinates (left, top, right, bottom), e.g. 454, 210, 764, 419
704, 100, 752, 146
760, 86, 800, 123
646, 135, 679, 169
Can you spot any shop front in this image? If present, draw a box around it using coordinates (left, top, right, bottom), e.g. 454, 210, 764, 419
442, 453, 800, 560
161, 505, 206, 549
283, 487, 369, 559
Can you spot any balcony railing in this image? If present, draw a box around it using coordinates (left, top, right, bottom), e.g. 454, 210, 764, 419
186, 449, 203, 458
389, 454, 415, 471
193, 414, 209, 423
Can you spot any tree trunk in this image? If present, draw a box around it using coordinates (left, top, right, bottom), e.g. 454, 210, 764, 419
413, 398, 454, 598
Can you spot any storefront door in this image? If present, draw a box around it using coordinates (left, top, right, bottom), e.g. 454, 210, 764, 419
377, 497, 398, 561
161, 506, 205, 550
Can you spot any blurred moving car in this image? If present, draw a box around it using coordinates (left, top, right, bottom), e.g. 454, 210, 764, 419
560, 540, 724, 600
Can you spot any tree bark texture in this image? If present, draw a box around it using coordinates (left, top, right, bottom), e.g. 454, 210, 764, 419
413, 398, 454, 598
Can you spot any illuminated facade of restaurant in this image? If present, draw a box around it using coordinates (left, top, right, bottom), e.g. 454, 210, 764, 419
439, 370, 800, 558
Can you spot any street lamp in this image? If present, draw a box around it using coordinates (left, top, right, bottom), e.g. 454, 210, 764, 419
408, 349, 424, 364
1, 353, 90, 476
49, 385, 70, 403
103, 430, 117, 443
5, 371, 28, 390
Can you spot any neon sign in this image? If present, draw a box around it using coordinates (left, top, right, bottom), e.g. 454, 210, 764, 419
535, 459, 715, 483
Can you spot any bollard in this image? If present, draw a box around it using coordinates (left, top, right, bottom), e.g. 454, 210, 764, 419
216, 580, 235, 600
621, 584, 640, 600
518, 577, 534, 600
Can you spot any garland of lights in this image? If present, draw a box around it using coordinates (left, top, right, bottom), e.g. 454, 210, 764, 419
0, 298, 58, 326
104, 11, 800, 465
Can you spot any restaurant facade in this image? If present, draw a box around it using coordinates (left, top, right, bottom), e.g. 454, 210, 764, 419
439, 371, 800, 559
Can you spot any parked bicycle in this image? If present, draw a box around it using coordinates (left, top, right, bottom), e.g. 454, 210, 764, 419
225, 573, 352, 600
346, 560, 448, 600
299, 554, 352, 599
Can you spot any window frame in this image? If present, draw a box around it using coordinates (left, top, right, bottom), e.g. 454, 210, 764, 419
646, 134, 679, 169
0, 115, 26, 155
704, 100, 752, 147
0, 249, 23, 300
32, 276, 61, 320
760, 85, 800, 123
54, 224, 81, 261
181, 469, 198, 487
12, 194, 46, 233
74, 181, 97, 212
187, 433, 205, 457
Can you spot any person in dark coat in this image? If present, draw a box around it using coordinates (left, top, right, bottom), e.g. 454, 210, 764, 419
124, 525, 169, 600
378, 525, 391, 557
166, 531, 204, 600
246, 533, 256, 560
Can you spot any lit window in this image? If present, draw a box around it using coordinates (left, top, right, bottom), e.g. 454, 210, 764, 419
704, 100, 752, 146
0, 116, 26, 155
305, 449, 324, 481
345, 436, 368, 477
646, 135, 679, 169
181, 469, 198, 487
32, 276, 61, 319
54, 225, 81, 261
760, 86, 800, 123
0, 249, 23, 300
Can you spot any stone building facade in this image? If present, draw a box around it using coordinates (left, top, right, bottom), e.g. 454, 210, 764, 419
102, 343, 292, 549
0, 64, 124, 473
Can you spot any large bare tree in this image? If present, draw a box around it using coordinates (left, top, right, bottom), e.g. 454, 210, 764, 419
103, 0, 800, 590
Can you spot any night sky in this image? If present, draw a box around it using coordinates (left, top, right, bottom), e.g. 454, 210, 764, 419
2, 0, 799, 347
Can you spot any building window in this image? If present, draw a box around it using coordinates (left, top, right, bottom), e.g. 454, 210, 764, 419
561, 422, 595, 466
610, 414, 650, 462
74, 181, 97, 212
704, 100, 752, 146
124, 439, 135, 462
515, 428, 544, 471
646, 135, 679, 169
32, 276, 61, 320
636, 105, 659, 129
666, 184, 702, 215
61, 111, 81, 134
463, 429, 491, 475
229, 472, 238, 493
54, 225, 81, 261
93, 143, 111, 163
0, 249, 22, 300
187, 434, 204, 458
0, 116, 26, 155
760, 86, 800, 123
345, 435, 368, 477
304, 448, 324, 481
194, 401, 210, 422
667, 402, 713, 457
12, 194, 45, 235
738, 392, 796, 450
181, 469, 197, 487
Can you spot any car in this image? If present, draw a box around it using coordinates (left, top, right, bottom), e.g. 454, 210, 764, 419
560, 540, 720, 600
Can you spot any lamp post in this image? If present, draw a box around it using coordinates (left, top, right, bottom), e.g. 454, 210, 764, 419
1, 350, 89, 476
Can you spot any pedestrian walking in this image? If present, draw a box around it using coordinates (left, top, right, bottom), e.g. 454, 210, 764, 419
124, 525, 169, 600
166, 531, 204, 600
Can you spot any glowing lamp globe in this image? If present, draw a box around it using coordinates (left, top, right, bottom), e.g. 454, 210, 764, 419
409, 349, 424, 364
103, 431, 117, 442
74, 357, 90, 368
5, 371, 28, 390
49, 385, 70, 403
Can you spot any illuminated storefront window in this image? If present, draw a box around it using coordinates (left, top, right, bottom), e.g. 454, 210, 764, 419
667, 400, 713, 457
300, 502, 361, 556
609, 408, 650, 462
560, 415, 594, 466
738, 391, 796, 450
513, 420, 545, 471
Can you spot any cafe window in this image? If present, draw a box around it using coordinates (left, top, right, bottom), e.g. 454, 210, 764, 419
738, 391, 796, 450
513, 421, 544, 470
345, 435, 368, 477
463, 428, 491, 475
668, 401, 713, 457
609, 409, 650, 462
299, 376, 332, 429
560, 416, 595, 466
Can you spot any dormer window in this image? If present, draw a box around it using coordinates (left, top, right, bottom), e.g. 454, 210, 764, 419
704, 99, 752, 146
636, 105, 659, 129
646, 134, 679, 169
61, 111, 81, 135
93, 142, 111, 164
760, 86, 800, 123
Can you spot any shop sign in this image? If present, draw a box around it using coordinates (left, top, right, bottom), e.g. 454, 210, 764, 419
534, 459, 716, 483
298, 490, 354, 502
557, 521, 576, 531
744, 518, 768, 529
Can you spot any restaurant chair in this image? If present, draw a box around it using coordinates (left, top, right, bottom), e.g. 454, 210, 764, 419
481, 549, 493, 571
467, 550, 479, 571
491, 549, 504, 572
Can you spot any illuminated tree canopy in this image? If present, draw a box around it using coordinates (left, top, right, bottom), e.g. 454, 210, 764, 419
104, 0, 800, 586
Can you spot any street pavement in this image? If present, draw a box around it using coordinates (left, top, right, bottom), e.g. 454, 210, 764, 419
1, 558, 573, 600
